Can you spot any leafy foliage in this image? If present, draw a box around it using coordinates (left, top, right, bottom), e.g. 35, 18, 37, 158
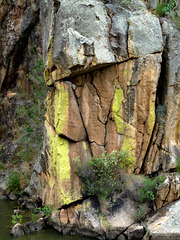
0, 161, 4, 169
156, 0, 180, 29
7, 171, 21, 193
33, 204, 52, 217
12, 214, 23, 225
138, 175, 165, 203
156, 0, 178, 16
14, 57, 47, 163
176, 156, 180, 172
74, 150, 135, 199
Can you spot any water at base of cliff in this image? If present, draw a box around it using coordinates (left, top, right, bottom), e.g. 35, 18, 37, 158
0, 199, 93, 240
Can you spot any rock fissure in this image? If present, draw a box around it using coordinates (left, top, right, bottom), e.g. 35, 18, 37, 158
1, 8, 40, 94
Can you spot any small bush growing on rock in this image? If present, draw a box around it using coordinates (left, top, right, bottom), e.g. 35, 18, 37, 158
156, 0, 180, 29
12, 214, 23, 225
8, 171, 21, 193
176, 156, 180, 172
138, 175, 165, 203
14, 57, 47, 164
74, 150, 135, 199
32, 204, 52, 218
0, 161, 4, 169
156, 0, 178, 16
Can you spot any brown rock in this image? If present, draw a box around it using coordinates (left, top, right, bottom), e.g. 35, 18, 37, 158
60, 209, 68, 225
46, 81, 87, 142
78, 81, 106, 146
105, 118, 122, 154
90, 142, 105, 157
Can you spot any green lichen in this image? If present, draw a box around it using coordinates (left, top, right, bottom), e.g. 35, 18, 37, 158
49, 130, 73, 206
123, 69, 127, 78
112, 81, 136, 166
121, 135, 135, 152
52, 71, 56, 81
47, 34, 54, 68
148, 98, 155, 134
54, 84, 69, 135
83, 141, 87, 150
112, 81, 124, 133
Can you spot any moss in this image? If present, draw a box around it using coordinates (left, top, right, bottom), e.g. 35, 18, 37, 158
54, 84, 69, 135
148, 98, 155, 134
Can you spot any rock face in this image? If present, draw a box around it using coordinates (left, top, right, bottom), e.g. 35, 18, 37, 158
0, 0, 41, 94
40, 0, 180, 210
145, 199, 180, 240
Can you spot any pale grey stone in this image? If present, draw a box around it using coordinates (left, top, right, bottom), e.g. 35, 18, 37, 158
146, 200, 180, 239
128, 14, 163, 57
11, 223, 24, 237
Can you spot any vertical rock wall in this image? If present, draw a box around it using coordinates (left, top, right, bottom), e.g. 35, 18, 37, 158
40, 0, 180, 208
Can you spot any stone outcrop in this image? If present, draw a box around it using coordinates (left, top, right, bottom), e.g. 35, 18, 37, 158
0, 0, 41, 94
145, 199, 180, 240
49, 195, 145, 240
156, 174, 180, 210
0, 0, 179, 239
11, 218, 47, 237
40, 0, 180, 209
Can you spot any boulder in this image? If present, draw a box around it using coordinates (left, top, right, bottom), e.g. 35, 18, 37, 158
146, 200, 180, 240
11, 223, 24, 237
35, 218, 46, 231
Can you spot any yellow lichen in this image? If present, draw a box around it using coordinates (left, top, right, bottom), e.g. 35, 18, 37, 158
123, 69, 127, 78
83, 141, 87, 150
49, 129, 74, 206
112, 81, 136, 167
112, 81, 124, 133
54, 84, 69, 135
148, 98, 155, 134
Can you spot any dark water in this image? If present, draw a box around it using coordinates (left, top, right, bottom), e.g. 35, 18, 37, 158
0, 200, 94, 240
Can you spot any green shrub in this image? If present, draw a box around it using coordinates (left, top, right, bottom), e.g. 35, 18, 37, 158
12, 214, 23, 225
7, 171, 21, 193
156, 0, 177, 16
14, 57, 47, 163
133, 203, 148, 221
74, 150, 135, 199
155, 0, 180, 29
138, 175, 165, 203
0, 161, 4, 169
176, 156, 180, 172
33, 204, 52, 217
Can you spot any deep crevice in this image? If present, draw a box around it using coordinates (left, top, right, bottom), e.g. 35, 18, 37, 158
1, 9, 40, 95
139, 42, 169, 174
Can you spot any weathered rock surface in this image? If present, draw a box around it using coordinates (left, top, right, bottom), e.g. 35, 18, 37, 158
11, 223, 24, 237
49, 194, 145, 240
12, 218, 47, 237
156, 174, 180, 210
145, 199, 180, 240
0, 0, 41, 93
0, 0, 179, 239
40, 0, 180, 216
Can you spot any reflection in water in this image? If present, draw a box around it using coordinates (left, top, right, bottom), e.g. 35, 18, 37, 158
0, 200, 94, 240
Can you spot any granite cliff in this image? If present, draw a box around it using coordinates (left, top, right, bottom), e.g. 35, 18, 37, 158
40, 0, 180, 207
0, 0, 180, 239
